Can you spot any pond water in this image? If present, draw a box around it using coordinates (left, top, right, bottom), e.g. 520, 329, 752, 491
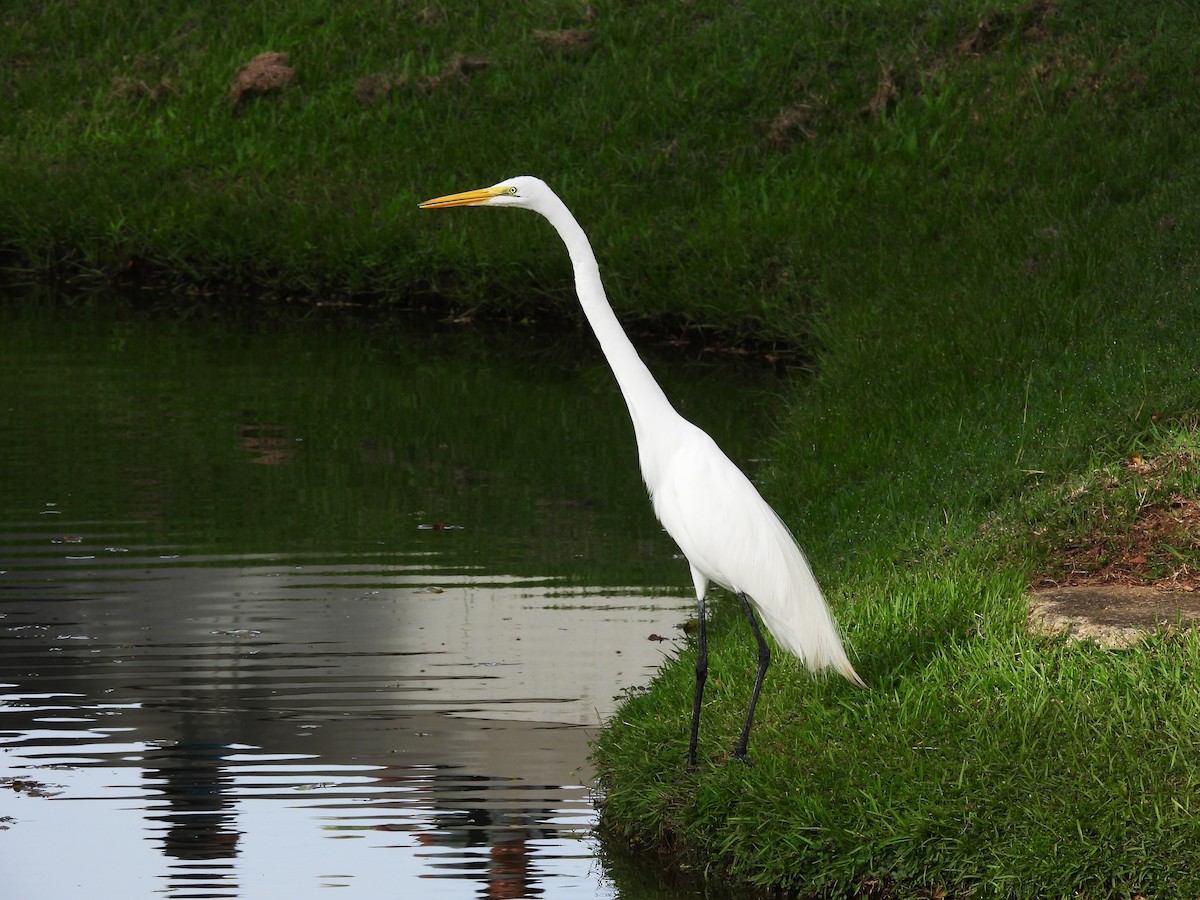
0, 295, 783, 899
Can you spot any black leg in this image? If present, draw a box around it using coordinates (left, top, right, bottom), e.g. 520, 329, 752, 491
733, 592, 770, 763
686, 594, 707, 771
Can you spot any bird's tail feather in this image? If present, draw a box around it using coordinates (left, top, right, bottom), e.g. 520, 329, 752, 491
741, 508, 865, 688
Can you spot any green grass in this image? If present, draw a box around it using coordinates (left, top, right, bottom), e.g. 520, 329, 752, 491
1011, 416, 1200, 587
599, 627, 1200, 895
4, 1, 1194, 338
595, 421, 1200, 896
4, 0, 1200, 895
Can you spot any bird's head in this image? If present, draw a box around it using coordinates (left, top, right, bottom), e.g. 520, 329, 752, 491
419, 176, 548, 211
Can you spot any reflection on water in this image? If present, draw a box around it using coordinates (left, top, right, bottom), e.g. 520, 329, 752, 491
1, 543, 688, 897
0, 297, 780, 899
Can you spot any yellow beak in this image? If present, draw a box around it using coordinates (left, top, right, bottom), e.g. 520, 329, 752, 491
418, 185, 505, 209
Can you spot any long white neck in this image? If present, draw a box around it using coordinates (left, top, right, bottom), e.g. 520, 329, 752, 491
535, 193, 681, 457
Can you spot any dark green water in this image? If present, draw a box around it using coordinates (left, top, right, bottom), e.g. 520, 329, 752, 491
0, 295, 782, 898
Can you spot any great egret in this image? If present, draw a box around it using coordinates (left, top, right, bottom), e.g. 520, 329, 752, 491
420, 176, 864, 768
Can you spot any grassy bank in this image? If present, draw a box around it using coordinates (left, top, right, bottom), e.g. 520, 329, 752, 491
596, 425, 1200, 896
3, 1, 1191, 342
585, 2, 1200, 893
4, 0, 1200, 895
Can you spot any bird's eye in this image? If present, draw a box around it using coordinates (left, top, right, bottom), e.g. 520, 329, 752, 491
507, 187, 518, 195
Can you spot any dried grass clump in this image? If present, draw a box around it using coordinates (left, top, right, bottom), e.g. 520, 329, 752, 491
230, 51, 295, 105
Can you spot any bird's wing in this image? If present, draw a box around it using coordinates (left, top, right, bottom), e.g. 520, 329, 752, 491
651, 428, 862, 682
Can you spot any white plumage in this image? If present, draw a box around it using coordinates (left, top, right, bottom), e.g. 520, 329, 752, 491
651, 423, 862, 680
420, 176, 863, 767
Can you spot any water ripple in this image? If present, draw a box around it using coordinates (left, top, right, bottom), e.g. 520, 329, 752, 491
0, 538, 687, 899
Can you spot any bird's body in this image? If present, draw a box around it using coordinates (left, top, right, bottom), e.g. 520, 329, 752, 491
651, 424, 857, 675
420, 176, 863, 767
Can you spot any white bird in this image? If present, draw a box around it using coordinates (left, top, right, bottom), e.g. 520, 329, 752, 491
419, 176, 864, 768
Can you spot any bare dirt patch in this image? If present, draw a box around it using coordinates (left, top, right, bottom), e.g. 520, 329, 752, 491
956, 0, 1057, 57
111, 75, 176, 104
354, 54, 489, 106
1035, 493, 1200, 593
865, 63, 899, 122
532, 29, 596, 58
1029, 585, 1200, 648
1029, 442, 1199, 646
767, 101, 821, 147
230, 51, 295, 105
417, 54, 489, 92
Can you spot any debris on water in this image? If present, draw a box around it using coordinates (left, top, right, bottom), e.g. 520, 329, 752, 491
417, 523, 462, 530
413, 586, 445, 594
3, 777, 61, 798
